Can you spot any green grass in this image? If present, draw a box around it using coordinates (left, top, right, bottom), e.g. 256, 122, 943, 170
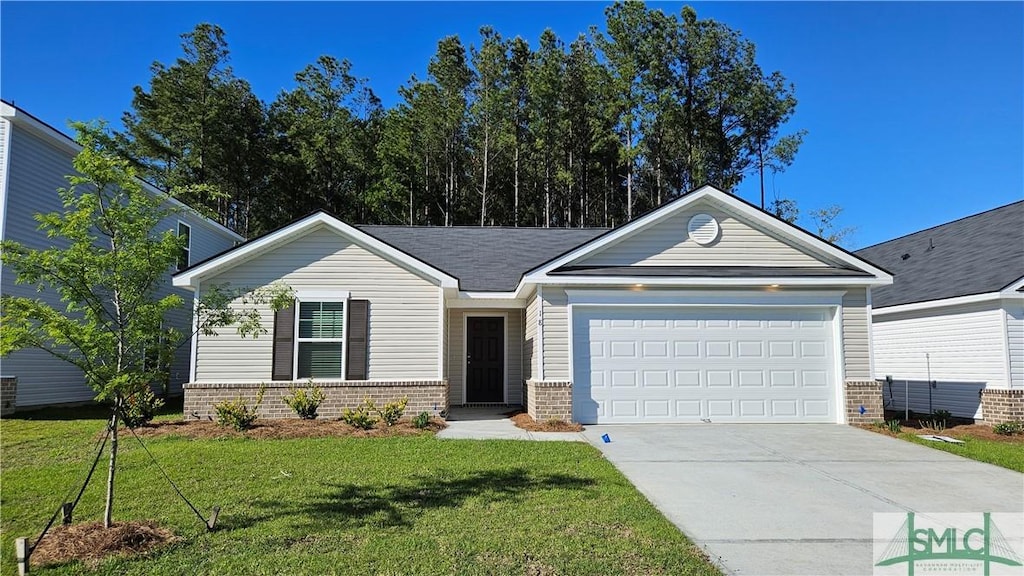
1, 406, 719, 575
900, 433, 1024, 473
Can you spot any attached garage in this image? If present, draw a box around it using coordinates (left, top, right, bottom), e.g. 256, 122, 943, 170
571, 306, 841, 424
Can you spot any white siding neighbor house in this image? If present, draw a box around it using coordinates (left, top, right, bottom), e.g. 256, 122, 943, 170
0, 101, 243, 409
856, 201, 1024, 423
173, 185, 893, 425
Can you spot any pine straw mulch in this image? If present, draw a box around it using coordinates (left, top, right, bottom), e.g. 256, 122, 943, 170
506, 410, 584, 432
125, 417, 447, 440
860, 418, 1024, 444
30, 520, 179, 569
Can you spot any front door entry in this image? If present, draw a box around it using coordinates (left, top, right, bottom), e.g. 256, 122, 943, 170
466, 316, 504, 403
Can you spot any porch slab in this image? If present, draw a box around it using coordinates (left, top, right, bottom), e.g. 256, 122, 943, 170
438, 406, 586, 441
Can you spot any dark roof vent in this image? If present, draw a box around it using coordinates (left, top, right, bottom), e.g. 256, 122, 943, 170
901, 253, 911, 261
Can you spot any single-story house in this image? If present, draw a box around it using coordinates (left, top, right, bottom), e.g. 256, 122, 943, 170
855, 201, 1024, 424
173, 185, 893, 425
0, 101, 242, 412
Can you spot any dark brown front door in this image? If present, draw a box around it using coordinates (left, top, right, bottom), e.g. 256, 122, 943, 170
466, 316, 504, 403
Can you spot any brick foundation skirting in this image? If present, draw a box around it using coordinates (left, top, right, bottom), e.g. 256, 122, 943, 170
183, 380, 448, 421
980, 388, 1024, 425
1, 376, 16, 416
845, 380, 883, 425
524, 380, 573, 422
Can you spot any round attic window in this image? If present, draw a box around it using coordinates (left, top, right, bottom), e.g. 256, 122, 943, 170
687, 213, 720, 246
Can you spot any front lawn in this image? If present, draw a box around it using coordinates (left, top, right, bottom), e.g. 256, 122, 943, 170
1, 406, 719, 575
861, 415, 1024, 473
900, 432, 1024, 473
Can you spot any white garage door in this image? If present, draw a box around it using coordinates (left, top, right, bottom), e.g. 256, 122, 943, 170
572, 307, 838, 423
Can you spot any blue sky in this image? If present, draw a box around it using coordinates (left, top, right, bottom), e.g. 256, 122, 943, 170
2, 2, 1021, 249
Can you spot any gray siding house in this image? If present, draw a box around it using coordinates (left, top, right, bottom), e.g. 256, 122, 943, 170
0, 101, 243, 409
855, 201, 1024, 423
174, 186, 894, 425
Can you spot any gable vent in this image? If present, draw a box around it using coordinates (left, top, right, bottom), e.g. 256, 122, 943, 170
687, 213, 720, 246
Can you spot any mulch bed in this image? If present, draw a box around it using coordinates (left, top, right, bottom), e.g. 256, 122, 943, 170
125, 417, 447, 440
506, 410, 584, 432
30, 520, 178, 568
860, 418, 1024, 444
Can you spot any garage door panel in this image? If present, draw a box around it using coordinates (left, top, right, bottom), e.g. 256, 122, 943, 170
572, 306, 837, 424
737, 341, 764, 358
675, 370, 700, 387
740, 400, 766, 417
674, 341, 700, 358
804, 400, 831, 417
772, 400, 798, 417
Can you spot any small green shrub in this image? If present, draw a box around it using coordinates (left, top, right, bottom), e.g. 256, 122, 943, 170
215, 386, 265, 431
885, 419, 902, 433
375, 397, 409, 427
933, 409, 952, 422
341, 398, 378, 430
412, 411, 431, 429
993, 421, 1023, 436
922, 418, 946, 432
120, 387, 165, 428
283, 383, 326, 419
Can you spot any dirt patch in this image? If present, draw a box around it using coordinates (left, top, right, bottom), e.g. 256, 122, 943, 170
125, 417, 447, 440
507, 411, 583, 432
860, 418, 1024, 444
30, 520, 178, 568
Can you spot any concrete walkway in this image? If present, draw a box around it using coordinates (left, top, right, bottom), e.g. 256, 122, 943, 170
582, 424, 1024, 576
436, 407, 586, 441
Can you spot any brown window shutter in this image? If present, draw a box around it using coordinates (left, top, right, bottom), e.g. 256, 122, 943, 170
271, 303, 296, 381
346, 300, 369, 380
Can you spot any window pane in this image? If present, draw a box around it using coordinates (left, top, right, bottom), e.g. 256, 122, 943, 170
297, 342, 343, 378
298, 302, 344, 339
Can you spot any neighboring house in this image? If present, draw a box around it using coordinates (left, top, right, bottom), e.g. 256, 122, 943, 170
173, 185, 893, 425
855, 201, 1024, 423
0, 101, 243, 409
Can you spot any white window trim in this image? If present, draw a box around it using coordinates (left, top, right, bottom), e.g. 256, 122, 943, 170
293, 293, 350, 381
176, 220, 192, 271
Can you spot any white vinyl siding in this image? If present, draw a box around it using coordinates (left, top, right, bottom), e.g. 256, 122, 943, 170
842, 288, 871, 380
193, 226, 439, 382
873, 301, 1008, 389
524, 290, 539, 381
0, 122, 236, 406
541, 287, 570, 380
574, 201, 834, 268
446, 309, 524, 404
1004, 301, 1024, 389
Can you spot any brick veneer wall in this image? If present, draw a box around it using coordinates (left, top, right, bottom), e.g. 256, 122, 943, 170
1, 377, 16, 416
524, 380, 573, 422
845, 380, 883, 425
183, 380, 448, 420
980, 389, 1024, 424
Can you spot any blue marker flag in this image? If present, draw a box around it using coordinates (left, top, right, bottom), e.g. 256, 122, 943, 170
859, 405, 866, 415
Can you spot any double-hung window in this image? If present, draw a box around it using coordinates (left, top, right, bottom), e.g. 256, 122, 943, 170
296, 300, 346, 379
176, 222, 191, 271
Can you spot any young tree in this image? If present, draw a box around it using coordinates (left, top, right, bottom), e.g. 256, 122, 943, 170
0, 124, 290, 528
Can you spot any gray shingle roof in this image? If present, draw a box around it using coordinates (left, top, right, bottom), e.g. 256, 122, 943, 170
854, 201, 1024, 309
358, 226, 607, 291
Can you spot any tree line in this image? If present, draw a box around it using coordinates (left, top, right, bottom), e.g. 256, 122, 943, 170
114, 3, 815, 238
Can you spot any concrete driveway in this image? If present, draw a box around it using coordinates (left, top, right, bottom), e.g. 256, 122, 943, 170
582, 424, 1023, 576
